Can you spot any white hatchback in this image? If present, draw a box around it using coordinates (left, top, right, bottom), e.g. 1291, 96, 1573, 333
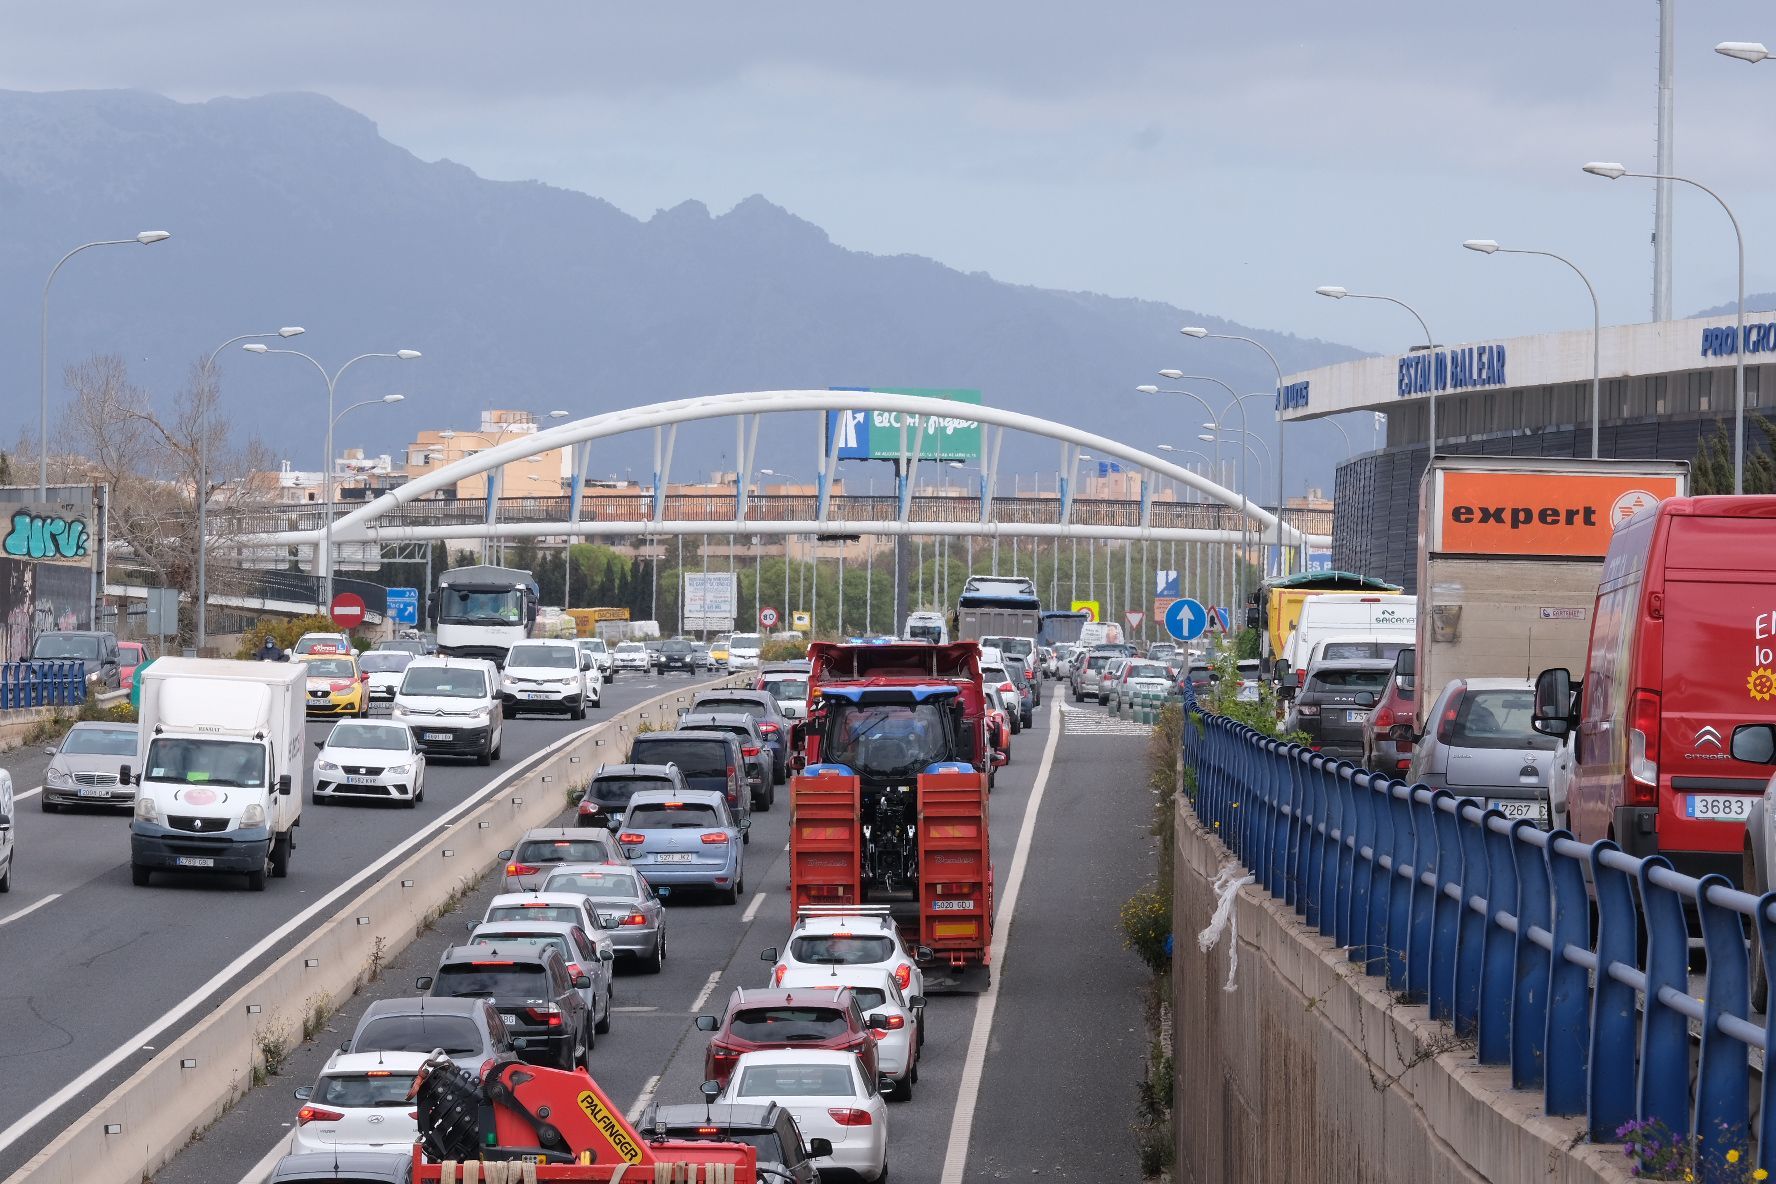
500, 639, 600, 719
612, 642, 650, 673
761, 907, 927, 1038
717, 1049, 888, 1182
290, 1050, 428, 1154
312, 720, 427, 807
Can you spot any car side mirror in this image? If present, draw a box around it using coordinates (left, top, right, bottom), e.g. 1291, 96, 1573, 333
808, 1137, 834, 1158
695, 1015, 718, 1032
497, 849, 514, 860
915, 945, 934, 960
415, 975, 434, 991
739, 817, 751, 830
865, 1013, 890, 1031
1733, 724, 1776, 765
118, 764, 133, 786
1355, 691, 1377, 708
277, 774, 292, 796
992, 748, 1009, 768
0, 814, 11, 831
42, 746, 56, 756
655, 886, 672, 898
293, 1085, 313, 1101
1531, 668, 1574, 737
908, 994, 926, 1010
598, 947, 614, 962
701, 1079, 722, 1102
760, 946, 779, 962
572, 973, 592, 990
313, 739, 326, 750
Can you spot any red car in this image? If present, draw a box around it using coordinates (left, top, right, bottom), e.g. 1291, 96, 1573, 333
695, 987, 881, 1089
118, 641, 149, 691
1361, 649, 1416, 776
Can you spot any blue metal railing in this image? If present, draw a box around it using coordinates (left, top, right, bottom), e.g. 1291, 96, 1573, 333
1183, 701, 1776, 1180
0, 661, 88, 710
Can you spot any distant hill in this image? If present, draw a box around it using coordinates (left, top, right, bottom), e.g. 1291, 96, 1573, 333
0, 89, 1365, 496
1692, 295, 1776, 319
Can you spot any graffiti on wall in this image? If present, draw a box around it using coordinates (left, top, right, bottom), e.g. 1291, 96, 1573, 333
3, 509, 90, 561
1, 557, 90, 663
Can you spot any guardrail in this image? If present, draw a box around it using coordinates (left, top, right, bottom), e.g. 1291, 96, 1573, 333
1184, 700, 1776, 1182
0, 662, 87, 710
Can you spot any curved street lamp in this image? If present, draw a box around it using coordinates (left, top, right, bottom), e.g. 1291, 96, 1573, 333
1314, 286, 1439, 455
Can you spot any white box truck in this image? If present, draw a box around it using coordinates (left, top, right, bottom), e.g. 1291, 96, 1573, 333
124, 658, 306, 891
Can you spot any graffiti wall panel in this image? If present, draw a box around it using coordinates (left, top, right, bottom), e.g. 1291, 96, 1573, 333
0, 557, 94, 664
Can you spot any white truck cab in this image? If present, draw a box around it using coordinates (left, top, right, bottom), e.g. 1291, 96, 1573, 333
125, 658, 306, 891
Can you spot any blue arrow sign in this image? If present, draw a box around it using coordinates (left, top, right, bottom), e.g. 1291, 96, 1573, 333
387, 587, 420, 626
1165, 597, 1208, 642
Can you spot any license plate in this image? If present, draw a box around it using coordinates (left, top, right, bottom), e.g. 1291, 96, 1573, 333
1345, 710, 1370, 724
932, 899, 975, 911
175, 856, 215, 868
77, 787, 111, 798
502, 1013, 519, 1024
654, 853, 694, 863
423, 732, 452, 741
520, 692, 553, 700
1686, 794, 1755, 822
1488, 799, 1548, 824
344, 775, 382, 785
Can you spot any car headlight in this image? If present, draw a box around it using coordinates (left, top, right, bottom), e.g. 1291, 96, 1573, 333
239, 803, 267, 828
316, 760, 340, 774
135, 796, 162, 825
385, 764, 413, 777
501, 678, 518, 691
46, 766, 69, 785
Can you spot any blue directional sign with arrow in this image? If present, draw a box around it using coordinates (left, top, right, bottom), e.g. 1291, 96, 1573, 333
1165, 597, 1208, 642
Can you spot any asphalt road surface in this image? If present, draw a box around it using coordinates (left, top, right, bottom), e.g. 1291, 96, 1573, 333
79, 689, 1158, 1183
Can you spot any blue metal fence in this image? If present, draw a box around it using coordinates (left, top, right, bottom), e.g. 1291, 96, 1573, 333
1183, 702, 1776, 1181
0, 661, 88, 710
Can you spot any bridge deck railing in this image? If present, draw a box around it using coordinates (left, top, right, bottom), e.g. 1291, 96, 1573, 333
1184, 701, 1776, 1181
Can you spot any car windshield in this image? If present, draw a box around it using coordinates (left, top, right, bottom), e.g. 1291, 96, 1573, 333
586, 777, 671, 805
661, 641, 692, 654
472, 932, 571, 960
507, 644, 576, 669
847, 987, 889, 1010
33, 634, 101, 660
62, 726, 137, 756
432, 962, 548, 997
1321, 641, 1409, 662
1124, 663, 1168, 680
627, 802, 722, 829
629, 739, 729, 776
487, 904, 581, 925
617, 643, 645, 654
544, 869, 643, 898
906, 624, 943, 643
762, 677, 809, 701
788, 934, 895, 965
328, 723, 411, 751
729, 1007, 848, 1042
730, 634, 761, 649
305, 657, 356, 678
988, 638, 1033, 659
1308, 668, 1390, 692
734, 1064, 856, 1098
354, 1014, 484, 1056
401, 668, 486, 698
685, 723, 752, 742
515, 838, 614, 864
693, 697, 768, 720
144, 737, 265, 788
1450, 689, 1560, 751
358, 651, 413, 673
438, 588, 527, 625
1085, 655, 1110, 672
579, 640, 607, 654
312, 1072, 419, 1108
827, 701, 951, 777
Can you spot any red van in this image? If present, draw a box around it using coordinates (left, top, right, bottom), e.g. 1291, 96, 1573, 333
1535, 496, 1776, 882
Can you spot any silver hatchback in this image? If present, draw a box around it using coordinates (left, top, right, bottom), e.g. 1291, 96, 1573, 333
1406, 678, 1560, 827
42, 722, 140, 811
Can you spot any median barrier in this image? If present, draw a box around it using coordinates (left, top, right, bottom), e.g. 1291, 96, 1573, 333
4, 675, 740, 1184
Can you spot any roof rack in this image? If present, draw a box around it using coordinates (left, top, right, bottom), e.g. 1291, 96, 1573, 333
793, 905, 893, 929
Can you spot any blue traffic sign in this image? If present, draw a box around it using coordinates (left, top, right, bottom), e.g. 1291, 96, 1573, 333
387, 587, 420, 626
1165, 597, 1208, 642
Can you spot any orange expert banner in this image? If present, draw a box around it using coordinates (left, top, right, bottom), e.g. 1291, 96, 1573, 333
1435, 471, 1683, 557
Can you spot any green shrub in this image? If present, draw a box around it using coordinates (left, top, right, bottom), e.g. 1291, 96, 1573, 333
1119, 885, 1172, 973
235, 614, 343, 660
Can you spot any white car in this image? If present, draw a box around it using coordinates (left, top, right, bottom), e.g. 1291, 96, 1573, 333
576, 637, 614, 684
612, 641, 650, 673
357, 650, 414, 705
312, 720, 427, 807
291, 631, 352, 656
717, 1049, 888, 1182
778, 965, 921, 1098
727, 632, 763, 670
290, 1050, 429, 1154
762, 907, 926, 1036
500, 639, 600, 720
480, 890, 605, 936
392, 656, 504, 765
758, 669, 809, 722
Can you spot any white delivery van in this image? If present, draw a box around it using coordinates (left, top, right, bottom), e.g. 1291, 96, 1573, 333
1278, 594, 1416, 695
1078, 622, 1125, 648
903, 611, 949, 645
125, 658, 306, 891
0, 767, 13, 892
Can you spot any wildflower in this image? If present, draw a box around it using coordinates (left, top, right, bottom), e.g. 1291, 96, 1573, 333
1752, 1169, 1767, 1180
1729, 1149, 1741, 1164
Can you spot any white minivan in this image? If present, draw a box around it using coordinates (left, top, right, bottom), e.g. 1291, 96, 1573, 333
500, 639, 600, 720
393, 657, 504, 765
1278, 595, 1416, 696
727, 633, 762, 670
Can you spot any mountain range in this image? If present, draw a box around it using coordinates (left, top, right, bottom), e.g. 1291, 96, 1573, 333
0, 88, 1368, 496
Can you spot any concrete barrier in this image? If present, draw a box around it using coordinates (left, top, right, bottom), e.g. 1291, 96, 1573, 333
1169, 793, 1634, 1184
5, 676, 736, 1184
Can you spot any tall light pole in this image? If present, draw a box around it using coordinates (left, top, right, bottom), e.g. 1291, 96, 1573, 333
40, 231, 172, 496
1463, 239, 1602, 458
1140, 379, 1263, 598
245, 345, 420, 607
1584, 162, 1748, 493
196, 327, 305, 652
1179, 327, 1293, 571
1315, 286, 1438, 455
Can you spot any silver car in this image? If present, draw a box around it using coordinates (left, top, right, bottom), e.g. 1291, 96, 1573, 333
499, 827, 626, 892
468, 918, 617, 1035
42, 721, 139, 811
541, 862, 669, 973
1406, 678, 1560, 827
1094, 657, 1128, 705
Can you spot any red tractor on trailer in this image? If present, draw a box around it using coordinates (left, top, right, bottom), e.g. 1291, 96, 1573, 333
789, 641, 1001, 993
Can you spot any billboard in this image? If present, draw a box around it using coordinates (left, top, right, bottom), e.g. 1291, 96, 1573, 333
682, 572, 739, 631
1431, 469, 1684, 558
825, 388, 982, 462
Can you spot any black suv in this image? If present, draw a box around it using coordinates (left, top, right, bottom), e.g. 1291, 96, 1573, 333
627, 729, 750, 827
639, 1102, 828, 1183
418, 943, 591, 1071
689, 690, 794, 784
653, 639, 698, 674
1284, 659, 1395, 762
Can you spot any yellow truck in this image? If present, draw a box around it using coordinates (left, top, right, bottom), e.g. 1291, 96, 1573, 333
1249, 571, 1404, 667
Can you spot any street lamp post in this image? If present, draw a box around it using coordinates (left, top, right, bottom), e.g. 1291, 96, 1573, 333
196, 327, 304, 652
40, 231, 173, 496
1179, 326, 1294, 571
1464, 239, 1603, 458
1583, 162, 1747, 492
1314, 286, 1438, 454
245, 346, 420, 608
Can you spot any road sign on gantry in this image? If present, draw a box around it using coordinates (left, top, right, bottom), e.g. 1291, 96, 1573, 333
1165, 597, 1208, 642
386, 587, 419, 625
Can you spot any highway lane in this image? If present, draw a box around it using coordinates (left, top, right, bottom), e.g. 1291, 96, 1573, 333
0, 671, 717, 1178
140, 688, 1158, 1183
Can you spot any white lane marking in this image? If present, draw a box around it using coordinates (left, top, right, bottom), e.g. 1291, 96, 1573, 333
0, 894, 61, 929
14, 786, 41, 801
626, 1074, 661, 1123
689, 969, 723, 1015
232, 1131, 291, 1184
611, 1005, 660, 1013
0, 721, 597, 1160
940, 697, 1064, 1184
741, 891, 766, 924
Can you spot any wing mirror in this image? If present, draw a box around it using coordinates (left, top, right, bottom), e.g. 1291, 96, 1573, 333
277, 774, 292, 796
313, 739, 326, 750
695, 1015, 718, 1032
865, 1013, 891, 1031
118, 764, 133, 786
1733, 724, 1776, 765
1355, 691, 1377, 709
293, 1085, 313, 1101
808, 1137, 834, 1158
497, 849, 514, 860
759, 946, 779, 962
701, 1079, 722, 1102
992, 749, 1009, 768
572, 973, 592, 990
42, 746, 57, 756
1531, 668, 1575, 737
908, 994, 927, 1010
415, 975, 434, 991
598, 947, 615, 962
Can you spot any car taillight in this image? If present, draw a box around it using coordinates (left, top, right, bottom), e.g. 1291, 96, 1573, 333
478, 1059, 495, 1079
566, 963, 583, 978
1296, 704, 1319, 717
701, 832, 731, 844
869, 1014, 906, 1038
742, 745, 762, 757
710, 1041, 742, 1060
578, 801, 602, 816
759, 722, 779, 735
297, 1105, 345, 1125
1436, 684, 1466, 745
619, 833, 646, 845
772, 964, 786, 986
505, 862, 539, 877
828, 1108, 874, 1126
622, 912, 648, 926
1372, 707, 1394, 730
524, 1006, 563, 1028
894, 964, 912, 991
1628, 688, 1660, 805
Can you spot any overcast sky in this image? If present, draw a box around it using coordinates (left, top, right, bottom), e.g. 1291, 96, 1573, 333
6, 1, 1776, 356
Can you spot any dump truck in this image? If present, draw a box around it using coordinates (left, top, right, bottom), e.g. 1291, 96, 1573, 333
789, 641, 999, 993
